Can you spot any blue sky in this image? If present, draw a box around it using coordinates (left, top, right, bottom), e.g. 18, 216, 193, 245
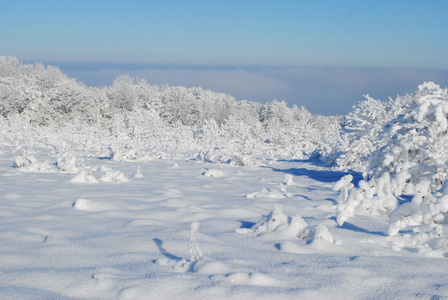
1, 0, 447, 115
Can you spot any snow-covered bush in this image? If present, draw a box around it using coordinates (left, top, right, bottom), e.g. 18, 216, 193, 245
13, 153, 54, 173
312, 94, 395, 171
334, 82, 448, 238
236, 205, 310, 240
55, 152, 84, 173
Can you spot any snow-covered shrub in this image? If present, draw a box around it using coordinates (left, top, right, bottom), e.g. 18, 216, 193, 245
13, 154, 38, 169
335, 173, 399, 226
229, 153, 261, 167
202, 169, 225, 177
312, 94, 395, 171
246, 188, 287, 199
134, 166, 144, 178
109, 144, 148, 162
99, 170, 128, 183
55, 152, 84, 173
236, 205, 310, 239
13, 153, 54, 173
332, 174, 354, 203
70, 170, 99, 183
334, 82, 448, 237
311, 224, 334, 244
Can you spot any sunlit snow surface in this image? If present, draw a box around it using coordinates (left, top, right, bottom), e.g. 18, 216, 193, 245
1, 148, 448, 299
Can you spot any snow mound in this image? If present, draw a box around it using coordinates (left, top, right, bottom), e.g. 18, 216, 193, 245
278, 225, 339, 254
133, 166, 144, 178
155, 151, 172, 160
224, 272, 285, 287
311, 224, 334, 244
169, 163, 180, 169
99, 170, 129, 183
13, 152, 84, 173
246, 184, 290, 199
229, 154, 261, 167
13, 154, 54, 173
13, 154, 37, 169
189, 259, 232, 275
155, 257, 193, 273
156, 256, 232, 275
55, 152, 84, 173
283, 174, 295, 186
70, 170, 99, 183
72, 198, 114, 212
390, 224, 448, 257
110, 145, 148, 162
202, 169, 225, 177
236, 205, 309, 239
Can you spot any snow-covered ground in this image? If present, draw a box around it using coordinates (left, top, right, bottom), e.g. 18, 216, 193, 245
2, 147, 448, 299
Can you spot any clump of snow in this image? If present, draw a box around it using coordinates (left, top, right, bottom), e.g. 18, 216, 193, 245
155, 151, 172, 160
72, 198, 105, 211
55, 152, 84, 173
283, 174, 295, 186
229, 154, 261, 167
155, 257, 192, 273
336, 173, 399, 226
236, 205, 309, 239
13, 153, 54, 173
133, 166, 144, 178
189, 259, 232, 275
169, 162, 180, 169
389, 224, 448, 257
311, 224, 334, 244
246, 188, 285, 199
70, 170, 99, 183
246, 184, 290, 199
99, 170, 128, 183
202, 169, 225, 177
223, 272, 286, 287
332, 174, 354, 203
110, 145, 148, 162
13, 154, 37, 169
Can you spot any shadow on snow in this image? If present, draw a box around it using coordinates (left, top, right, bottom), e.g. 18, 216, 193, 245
331, 218, 387, 237
153, 238, 182, 261
267, 159, 362, 185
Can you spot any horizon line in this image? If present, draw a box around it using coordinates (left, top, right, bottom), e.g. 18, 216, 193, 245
14, 58, 448, 73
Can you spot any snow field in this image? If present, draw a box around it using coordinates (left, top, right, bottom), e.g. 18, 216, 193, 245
2, 147, 448, 299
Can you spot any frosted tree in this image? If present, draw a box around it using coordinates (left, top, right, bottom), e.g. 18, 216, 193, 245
107, 74, 139, 112
334, 82, 448, 237
0, 55, 338, 163
312, 94, 395, 171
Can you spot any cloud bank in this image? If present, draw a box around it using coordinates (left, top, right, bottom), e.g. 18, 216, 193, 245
63, 65, 448, 116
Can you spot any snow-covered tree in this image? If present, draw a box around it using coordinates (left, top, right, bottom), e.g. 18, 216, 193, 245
0, 55, 336, 163
334, 82, 448, 237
